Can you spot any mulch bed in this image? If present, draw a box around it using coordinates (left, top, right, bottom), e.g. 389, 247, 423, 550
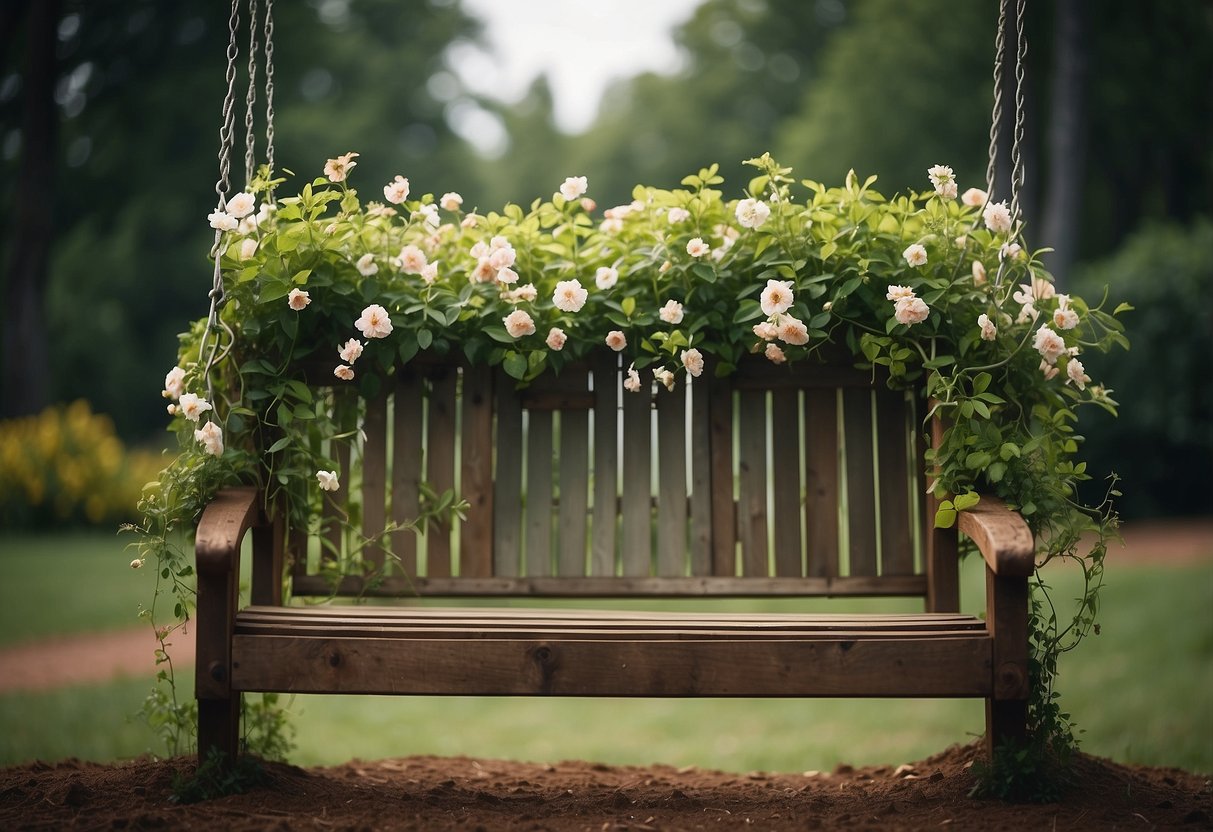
2, 742, 1209, 831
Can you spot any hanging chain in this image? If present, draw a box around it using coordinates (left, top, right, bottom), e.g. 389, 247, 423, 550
244, 0, 259, 188
1008, 0, 1029, 227
984, 0, 1008, 201
264, 0, 277, 188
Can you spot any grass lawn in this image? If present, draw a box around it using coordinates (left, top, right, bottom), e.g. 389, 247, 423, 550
1, 533, 1210, 774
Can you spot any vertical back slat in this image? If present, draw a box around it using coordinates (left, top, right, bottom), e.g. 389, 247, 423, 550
770, 388, 802, 577
804, 389, 839, 577
737, 389, 769, 577
361, 393, 387, 573
493, 371, 523, 576
525, 409, 554, 576
459, 364, 494, 578
843, 388, 878, 576
927, 412, 961, 611
688, 375, 713, 576
391, 373, 422, 576
557, 374, 590, 576
876, 388, 914, 575
288, 527, 308, 578
655, 383, 687, 577
426, 368, 457, 578
620, 383, 651, 576
709, 375, 736, 576
590, 355, 618, 576
322, 389, 354, 566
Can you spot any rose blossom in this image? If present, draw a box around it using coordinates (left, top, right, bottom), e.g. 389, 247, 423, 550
503, 309, 536, 338
1000, 242, 1022, 261
600, 217, 624, 234
461, 213, 480, 229
659, 299, 684, 324
605, 330, 627, 351
163, 367, 185, 400
886, 285, 915, 302
287, 288, 311, 311
553, 279, 589, 313
1065, 358, 1091, 390
753, 321, 778, 341
383, 175, 410, 204
978, 313, 998, 341
686, 237, 710, 258
355, 304, 393, 339
178, 393, 212, 422
760, 279, 794, 316
595, 266, 618, 290
623, 364, 642, 393
496, 266, 519, 285
511, 283, 538, 303
1013, 278, 1056, 305
735, 198, 771, 229
471, 257, 496, 283
356, 253, 378, 276
440, 191, 463, 212
338, 338, 364, 364
778, 316, 810, 345
972, 260, 987, 284
653, 368, 676, 392
324, 152, 359, 183
237, 238, 258, 261
681, 348, 704, 377
397, 244, 427, 274
194, 421, 224, 456
559, 176, 588, 201
667, 207, 690, 224
546, 327, 567, 351
208, 210, 238, 231
903, 243, 928, 267
1052, 295, 1079, 330
413, 203, 440, 229
316, 470, 340, 492
226, 192, 255, 218
983, 200, 1012, 233
421, 262, 439, 285
1033, 325, 1067, 363
333, 364, 355, 381
938, 180, 958, 200
962, 187, 988, 207
894, 297, 930, 326
765, 343, 787, 364
488, 245, 516, 271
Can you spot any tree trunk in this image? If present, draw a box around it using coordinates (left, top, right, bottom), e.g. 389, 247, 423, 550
1041, 0, 1088, 289
1, 0, 59, 418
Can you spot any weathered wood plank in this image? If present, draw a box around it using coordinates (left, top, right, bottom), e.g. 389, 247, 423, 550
770, 388, 802, 577
708, 374, 736, 576
620, 378, 652, 576
525, 409, 554, 577
459, 364, 494, 579
875, 388, 914, 576
985, 569, 1030, 754
843, 388, 877, 577
426, 368, 457, 578
361, 392, 388, 572
494, 371, 524, 577
655, 383, 687, 577
926, 413, 961, 612
590, 354, 619, 576
688, 375, 713, 576
804, 389, 839, 578
390, 372, 422, 577
558, 379, 590, 577
737, 389, 768, 577
251, 511, 284, 606
322, 390, 354, 566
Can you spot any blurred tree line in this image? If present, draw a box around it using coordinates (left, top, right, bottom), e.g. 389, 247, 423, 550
2, 0, 1209, 515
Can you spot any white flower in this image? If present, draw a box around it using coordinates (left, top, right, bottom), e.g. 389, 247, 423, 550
927, 164, 954, 195
1017, 302, 1039, 324
1065, 358, 1090, 391
659, 299, 684, 324
659, 260, 672, 273
208, 210, 238, 231
238, 237, 258, 261
414, 203, 440, 229
440, 191, 463, 212
623, 364, 642, 393
226, 192, 256, 218
735, 198, 771, 229
553, 279, 589, 313
163, 367, 185, 400
903, 243, 928, 267
778, 316, 810, 345
962, 187, 988, 207
580, 197, 597, 212
822, 301, 833, 311
355, 304, 394, 339
333, 364, 355, 381
681, 348, 704, 377
397, 244, 428, 274
324, 152, 359, 183
488, 245, 516, 270
653, 367, 676, 392
939, 180, 958, 200
130, 558, 144, 569
560, 176, 588, 201
765, 343, 787, 364
752, 321, 778, 341
166, 403, 177, 415
972, 260, 987, 284
886, 285, 915, 302
1033, 325, 1067, 363
605, 330, 627, 352
1039, 359, 1060, 381
421, 262, 439, 285
383, 175, 410, 204
667, 207, 690, 224
496, 266, 519, 285
288, 288, 310, 311
600, 217, 624, 234
316, 470, 340, 492
894, 297, 930, 326
1000, 242, 1022, 261
503, 309, 536, 338
1052, 295, 1079, 330
546, 327, 567, 351
461, 213, 480, 229
595, 266, 618, 290
178, 393, 212, 422
471, 257, 496, 283
1013, 278, 1056, 305
513, 283, 538, 303
978, 313, 998, 341
194, 421, 224, 456
760, 279, 794, 316
984, 200, 1012, 233
356, 253, 378, 276
686, 237, 710, 258
338, 338, 364, 363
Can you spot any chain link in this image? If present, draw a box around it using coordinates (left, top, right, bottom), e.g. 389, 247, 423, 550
244, 0, 259, 188
264, 0, 277, 186
985, 0, 1008, 201
1008, 0, 1029, 227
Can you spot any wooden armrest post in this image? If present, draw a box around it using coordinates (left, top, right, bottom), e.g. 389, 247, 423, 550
195, 486, 262, 765
957, 496, 1034, 756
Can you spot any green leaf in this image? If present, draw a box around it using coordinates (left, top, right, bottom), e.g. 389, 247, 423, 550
953, 491, 981, 511
417, 328, 433, 350
972, 372, 992, 395
267, 437, 291, 453
621, 296, 636, 317
934, 501, 957, 529
483, 326, 515, 344
819, 241, 838, 261
691, 263, 717, 283
502, 351, 527, 380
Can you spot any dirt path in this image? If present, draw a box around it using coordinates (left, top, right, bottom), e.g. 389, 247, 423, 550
1, 518, 1208, 695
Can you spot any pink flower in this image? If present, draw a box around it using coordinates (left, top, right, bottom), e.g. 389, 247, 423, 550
1033, 325, 1067, 363
605, 330, 627, 351
163, 367, 185, 400
546, 327, 567, 351
461, 213, 480, 229
471, 257, 496, 283
496, 267, 519, 285
560, 176, 588, 201
894, 297, 930, 326
927, 164, 955, 196
397, 245, 428, 274
383, 175, 410, 204
972, 260, 987, 284
334, 365, 355, 381
978, 314, 997, 341
338, 338, 364, 364
1065, 358, 1090, 391
623, 364, 642, 393
903, 244, 928, 268
778, 316, 809, 345
681, 348, 704, 377
686, 237, 710, 258
553, 279, 589, 313
765, 343, 786, 364
1052, 295, 1079, 330
760, 280, 794, 316
753, 321, 778, 341
1039, 359, 1059, 381
226, 192, 255, 218
886, 285, 915, 302
324, 152, 359, 183
355, 304, 394, 339
659, 299, 684, 324
356, 253, 378, 276
962, 187, 987, 207
653, 367, 676, 392
421, 262, 439, 285
288, 288, 311, 311
503, 309, 536, 338
440, 192, 463, 212
178, 393, 212, 422
984, 200, 1012, 233
194, 421, 224, 456
734, 198, 771, 229
208, 210, 238, 232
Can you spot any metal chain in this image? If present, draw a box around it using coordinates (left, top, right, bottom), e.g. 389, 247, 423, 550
244, 0, 259, 188
1008, 0, 1029, 227
264, 0, 277, 187
984, 0, 1008, 201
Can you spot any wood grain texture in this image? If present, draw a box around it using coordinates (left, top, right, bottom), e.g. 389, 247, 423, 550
621, 381, 652, 576
558, 392, 590, 577
459, 364, 494, 579
985, 569, 1030, 753
493, 371, 523, 577
804, 389, 839, 578
737, 389, 769, 577
708, 374, 737, 576
875, 388, 913, 575
843, 388, 877, 576
361, 392, 388, 571
391, 372, 423, 577
525, 409, 554, 577
688, 375, 713, 576
656, 383, 688, 577
958, 497, 1035, 577
771, 389, 802, 577
590, 354, 618, 576
425, 368, 457, 578
250, 511, 283, 607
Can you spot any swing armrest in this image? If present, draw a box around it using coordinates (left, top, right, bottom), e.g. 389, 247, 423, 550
196, 487, 263, 576
957, 496, 1035, 577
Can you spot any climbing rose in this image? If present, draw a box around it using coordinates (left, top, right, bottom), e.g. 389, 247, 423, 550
595, 266, 618, 290
903, 244, 928, 267
546, 327, 567, 351
681, 348, 704, 378
471, 257, 496, 283
667, 207, 690, 224
553, 279, 589, 313
605, 330, 627, 352
355, 304, 393, 339
461, 213, 480, 228
894, 297, 930, 326
559, 176, 588, 200
653, 367, 676, 392
383, 175, 410, 204
1053, 295, 1080, 330
178, 393, 212, 422
962, 187, 987, 207
1065, 358, 1091, 390
753, 321, 778, 341
512, 283, 538, 303
972, 260, 987, 284
623, 364, 642, 393
496, 266, 519, 285
324, 152, 358, 183
316, 470, 340, 492
333, 365, 355, 381
1000, 242, 1023, 261
421, 262, 439, 285
208, 210, 237, 231
414, 203, 440, 229
503, 309, 536, 338
778, 316, 810, 345
226, 192, 255, 218
356, 253, 378, 276
194, 421, 224, 456
288, 288, 311, 311
338, 338, 364, 364
735, 198, 771, 229
978, 313, 998, 341
1033, 325, 1067, 363
163, 367, 185, 400
397, 244, 427, 274
488, 244, 516, 270
440, 191, 463, 212
760, 279, 794, 316
659, 299, 684, 324
765, 343, 787, 364
686, 237, 710, 258
984, 200, 1012, 233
